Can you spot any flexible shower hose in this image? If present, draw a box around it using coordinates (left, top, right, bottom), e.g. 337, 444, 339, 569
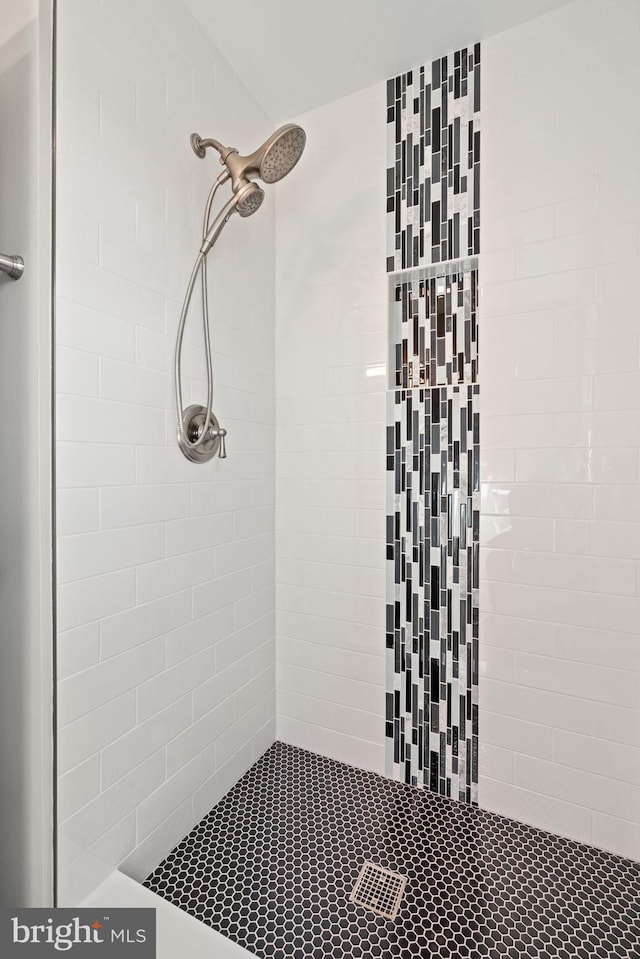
174, 177, 223, 452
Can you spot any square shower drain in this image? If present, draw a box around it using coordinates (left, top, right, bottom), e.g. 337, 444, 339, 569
349, 862, 407, 919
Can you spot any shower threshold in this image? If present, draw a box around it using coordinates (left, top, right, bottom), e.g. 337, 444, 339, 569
145, 741, 640, 958
79, 870, 251, 958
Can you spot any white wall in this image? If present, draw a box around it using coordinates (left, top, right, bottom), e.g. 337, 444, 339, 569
275, 86, 388, 774
480, 0, 640, 860
56, 0, 276, 904
0, 0, 54, 907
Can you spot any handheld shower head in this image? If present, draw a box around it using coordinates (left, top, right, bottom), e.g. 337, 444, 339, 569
199, 181, 265, 255
235, 180, 264, 217
191, 124, 306, 194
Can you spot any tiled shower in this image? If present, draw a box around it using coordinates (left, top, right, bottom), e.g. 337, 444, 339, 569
41, 0, 640, 952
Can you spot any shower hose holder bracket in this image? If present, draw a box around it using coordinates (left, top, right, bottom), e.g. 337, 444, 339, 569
177, 405, 227, 464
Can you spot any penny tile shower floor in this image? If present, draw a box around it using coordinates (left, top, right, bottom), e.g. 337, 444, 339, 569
145, 742, 640, 958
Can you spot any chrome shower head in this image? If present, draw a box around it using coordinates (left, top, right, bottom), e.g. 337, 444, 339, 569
191, 124, 306, 194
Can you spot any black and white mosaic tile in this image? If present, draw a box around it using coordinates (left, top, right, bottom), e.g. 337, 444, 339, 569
386, 379, 480, 800
392, 266, 479, 389
387, 45, 481, 273
145, 742, 640, 958
387, 265, 480, 802
386, 43, 481, 803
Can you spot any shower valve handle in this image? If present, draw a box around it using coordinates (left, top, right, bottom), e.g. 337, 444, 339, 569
177, 405, 226, 464
190, 417, 226, 457
209, 424, 227, 459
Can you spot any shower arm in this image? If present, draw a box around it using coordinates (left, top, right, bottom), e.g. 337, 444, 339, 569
191, 134, 234, 163
192, 135, 257, 199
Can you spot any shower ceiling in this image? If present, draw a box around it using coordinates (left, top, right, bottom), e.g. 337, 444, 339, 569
182, 0, 575, 119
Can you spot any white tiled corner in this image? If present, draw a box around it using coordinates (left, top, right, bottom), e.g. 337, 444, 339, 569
56, 0, 277, 903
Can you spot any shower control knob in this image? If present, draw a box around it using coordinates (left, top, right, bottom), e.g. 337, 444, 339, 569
207, 423, 227, 459
217, 428, 227, 459
177, 405, 226, 464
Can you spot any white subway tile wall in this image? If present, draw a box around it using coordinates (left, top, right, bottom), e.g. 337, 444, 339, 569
275, 86, 388, 774
480, 0, 640, 860
56, 0, 276, 903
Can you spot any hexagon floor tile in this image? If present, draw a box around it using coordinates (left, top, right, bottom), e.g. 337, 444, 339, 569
145, 742, 640, 958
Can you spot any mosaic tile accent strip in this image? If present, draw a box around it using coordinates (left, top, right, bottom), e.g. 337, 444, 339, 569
386, 44, 481, 272
386, 373, 480, 802
145, 742, 640, 958
393, 265, 479, 388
